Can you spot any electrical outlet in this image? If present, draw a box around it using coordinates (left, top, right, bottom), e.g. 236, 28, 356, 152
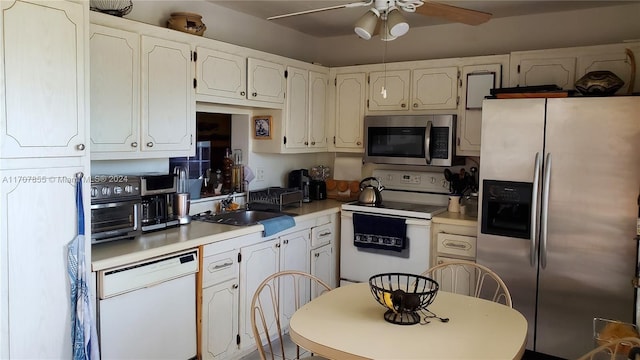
256, 168, 265, 182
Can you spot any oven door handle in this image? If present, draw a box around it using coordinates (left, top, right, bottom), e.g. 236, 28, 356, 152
424, 120, 432, 165
530, 152, 541, 267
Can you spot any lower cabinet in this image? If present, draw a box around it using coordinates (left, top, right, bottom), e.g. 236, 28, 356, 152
201, 248, 240, 360
431, 219, 478, 297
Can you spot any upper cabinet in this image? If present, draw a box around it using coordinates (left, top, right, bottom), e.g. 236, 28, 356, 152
247, 58, 286, 104
367, 70, 410, 111
195, 48, 287, 107
308, 71, 329, 150
334, 73, 366, 151
195, 47, 246, 101
90, 22, 195, 160
1, 0, 86, 159
509, 43, 640, 94
411, 66, 459, 110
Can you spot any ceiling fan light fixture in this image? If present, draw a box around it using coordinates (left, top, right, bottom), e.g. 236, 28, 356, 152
354, 8, 380, 40
387, 7, 409, 37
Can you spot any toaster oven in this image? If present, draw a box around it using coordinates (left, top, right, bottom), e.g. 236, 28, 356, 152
90, 175, 141, 244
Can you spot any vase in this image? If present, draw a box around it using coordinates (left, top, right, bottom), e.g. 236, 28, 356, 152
167, 12, 206, 36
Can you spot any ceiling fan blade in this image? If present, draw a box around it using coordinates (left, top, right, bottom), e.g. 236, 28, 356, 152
267, 1, 372, 20
415, 1, 491, 26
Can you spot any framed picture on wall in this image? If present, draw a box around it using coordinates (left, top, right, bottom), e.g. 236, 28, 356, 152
253, 116, 272, 139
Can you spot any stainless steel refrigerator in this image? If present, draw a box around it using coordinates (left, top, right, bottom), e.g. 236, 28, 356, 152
477, 97, 640, 359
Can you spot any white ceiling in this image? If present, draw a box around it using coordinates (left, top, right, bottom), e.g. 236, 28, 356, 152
208, 0, 635, 38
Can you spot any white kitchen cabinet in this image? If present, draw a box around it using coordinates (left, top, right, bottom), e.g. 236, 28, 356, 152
310, 244, 333, 298
90, 30, 195, 159
457, 63, 503, 156
0, 2, 90, 359
201, 248, 240, 360
411, 66, 458, 110
509, 43, 640, 93
141, 35, 194, 153
431, 219, 478, 298
89, 24, 139, 154
238, 229, 310, 352
334, 73, 366, 151
284, 66, 309, 150
195, 47, 246, 101
282, 68, 329, 152
0, 0, 86, 159
247, 57, 286, 104
367, 70, 411, 111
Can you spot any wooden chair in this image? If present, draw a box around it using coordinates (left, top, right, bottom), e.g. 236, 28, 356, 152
250, 270, 332, 360
577, 337, 640, 360
422, 260, 512, 307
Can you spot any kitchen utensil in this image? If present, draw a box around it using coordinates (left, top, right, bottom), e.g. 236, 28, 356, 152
358, 177, 384, 206
369, 273, 439, 325
174, 193, 191, 225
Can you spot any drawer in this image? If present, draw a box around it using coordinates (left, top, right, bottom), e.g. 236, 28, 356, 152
202, 249, 238, 287
311, 223, 333, 248
436, 232, 476, 259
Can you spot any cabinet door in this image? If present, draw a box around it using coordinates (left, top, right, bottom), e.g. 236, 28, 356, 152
0, 0, 85, 158
514, 57, 576, 89
335, 73, 366, 150
285, 66, 309, 150
238, 238, 279, 349
141, 35, 194, 153
411, 67, 458, 110
1, 166, 86, 359
202, 279, 239, 360
90, 24, 140, 153
279, 230, 311, 327
368, 70, 410, 111
196, 47, 247, 100
434, 257, 476, 297
308, 71, 328, 149
247, 58, 285, 104
577, 49, 637, 95
457, 64, 502, 156
310, 243, 333, 299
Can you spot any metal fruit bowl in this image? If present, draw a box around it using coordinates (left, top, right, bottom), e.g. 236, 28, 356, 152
369, 273, 439, 325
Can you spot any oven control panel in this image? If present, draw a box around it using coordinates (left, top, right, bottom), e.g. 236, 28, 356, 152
372, 170, 449, 194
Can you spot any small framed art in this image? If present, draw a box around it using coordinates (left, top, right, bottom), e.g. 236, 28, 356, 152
253, 116, 272, 139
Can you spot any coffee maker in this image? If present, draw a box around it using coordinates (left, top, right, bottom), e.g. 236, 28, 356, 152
288, 169, 311, 203
139, 174, 180, 232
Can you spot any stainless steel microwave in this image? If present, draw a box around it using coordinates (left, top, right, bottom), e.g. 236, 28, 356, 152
364, 114, 460, 166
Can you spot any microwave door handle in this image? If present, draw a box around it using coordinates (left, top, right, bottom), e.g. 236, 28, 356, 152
530, 152, 541, 267
424, 121, 432, 165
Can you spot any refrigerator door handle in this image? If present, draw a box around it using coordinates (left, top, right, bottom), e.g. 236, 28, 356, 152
424, 121, 432, 165
530, 152, 542, 267
540, 153, 552, 269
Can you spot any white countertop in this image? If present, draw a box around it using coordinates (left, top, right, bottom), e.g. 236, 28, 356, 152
91, 199, 343, 271
432, 211, 478, 227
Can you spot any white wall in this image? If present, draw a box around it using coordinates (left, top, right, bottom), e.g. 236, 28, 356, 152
125, 1, 640, 67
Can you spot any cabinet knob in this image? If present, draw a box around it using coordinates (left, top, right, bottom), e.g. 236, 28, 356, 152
401, 103, 406, 108
311, 141, 315, 145
283, 239, 289, 245
146, 142, 154, 148
252, 92, 258, 97
232, 284, 239, 289
76, 144, 85, 151
356, 141, 362, 146
275, 243, 281, 248
413, 103, 418, 108
240, 91, 246, 96
304, 141, 309, 145
315, 253, 320, 258
131, 142, 138, 148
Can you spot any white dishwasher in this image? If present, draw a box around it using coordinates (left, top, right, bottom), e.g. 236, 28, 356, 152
98, 249, 199, 360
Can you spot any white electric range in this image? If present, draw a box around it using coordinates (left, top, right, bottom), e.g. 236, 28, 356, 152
340, 169, 450, 284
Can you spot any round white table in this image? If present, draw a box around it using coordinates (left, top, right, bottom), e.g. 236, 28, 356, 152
289, 282, 527, 360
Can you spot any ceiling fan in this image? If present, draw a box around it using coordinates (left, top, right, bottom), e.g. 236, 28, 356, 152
267, 0, 492, 40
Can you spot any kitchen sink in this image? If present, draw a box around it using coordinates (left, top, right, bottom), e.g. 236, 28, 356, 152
193, 210, 293, 226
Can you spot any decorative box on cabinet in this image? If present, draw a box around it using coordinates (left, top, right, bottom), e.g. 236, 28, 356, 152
334, 73, 366, 151
1, 0, 86, 159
